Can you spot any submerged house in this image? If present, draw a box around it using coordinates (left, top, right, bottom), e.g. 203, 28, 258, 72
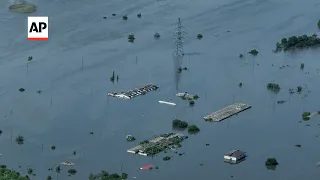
224, 149, 246, 162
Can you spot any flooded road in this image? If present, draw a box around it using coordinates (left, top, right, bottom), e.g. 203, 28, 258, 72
0, 0, 320, 179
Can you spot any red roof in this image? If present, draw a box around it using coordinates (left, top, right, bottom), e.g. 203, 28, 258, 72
140, 164, 153, 170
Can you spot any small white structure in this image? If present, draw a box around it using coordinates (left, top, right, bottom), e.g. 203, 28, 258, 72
159, 101, 176, 106
224, 149, 246, 162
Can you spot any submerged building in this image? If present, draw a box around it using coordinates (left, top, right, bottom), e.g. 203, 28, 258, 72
224, 149, 246, 163
127, 133, 187, 156
108, 83, 159, 100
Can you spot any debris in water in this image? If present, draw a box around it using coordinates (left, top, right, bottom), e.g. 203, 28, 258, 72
140, 164, 152, 170
159, 101, 176, 106
60, 162, 74, 166
277, 100, 286, 104
108, 84, 159, 100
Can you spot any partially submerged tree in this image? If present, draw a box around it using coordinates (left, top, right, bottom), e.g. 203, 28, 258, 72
128, 34, 135, 42
88, 170, 128, 179
275, 34, 320, 51
122, 15, 128, 20
317, 20, 320, 29
267, 83, 280, 92
300, 63, 304, 70
197, 34, 203, 39
0, 165, 29, 180
137, 13, 141, 18
68, 169, 77, 175
19, 88, 25, 92
239, 54, 244, 58
110, 71, 115, 82
265, 158, 278, 166
297, 86, 302, 93
193, 95, 199, 99
126, 135, 136, 142
163, 156, 171, 161
15, 135, 24, 145
302, 112, 311, 120
188, 125, 200, 133
154, 32, 160, 39
172, 119, 188, 128
248, 49, 258, 55
27, 168, 33, 175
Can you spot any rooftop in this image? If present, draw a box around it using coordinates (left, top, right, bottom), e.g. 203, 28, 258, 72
224, 150, 246, 157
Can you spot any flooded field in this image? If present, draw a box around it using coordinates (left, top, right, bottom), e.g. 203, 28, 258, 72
0, 0, 320, 179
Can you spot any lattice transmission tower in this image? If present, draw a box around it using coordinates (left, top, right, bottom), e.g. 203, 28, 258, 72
173, 18, 187, 57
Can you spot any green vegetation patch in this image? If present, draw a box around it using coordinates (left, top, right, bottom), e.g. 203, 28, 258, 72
275, 34, 320, 51
172, 119, 188, 129
136, 133, 186, 156
0, 165, 29, 180
265, 158, 278, 166
188, 125, 200, 133
302, 112, 311, 121
89, 170, 128, 180
248, 49, 258, 55
267, 83, 280, 92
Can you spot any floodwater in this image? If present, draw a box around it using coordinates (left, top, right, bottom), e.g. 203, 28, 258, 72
0, 0, 320, 179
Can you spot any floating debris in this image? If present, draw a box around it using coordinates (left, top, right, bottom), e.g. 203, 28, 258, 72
204, 103, 251, 122
159, 101, 176, 106
108, 84, 159, 100
140, 164, 152, 170
176, 92, 199, 100
277, 100, 286, 104
60, 162, 74, 166
154, 32, 160, 39
127, 133, 186, 156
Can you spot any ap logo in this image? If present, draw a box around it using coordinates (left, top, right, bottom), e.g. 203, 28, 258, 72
28, 16, 48, 40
